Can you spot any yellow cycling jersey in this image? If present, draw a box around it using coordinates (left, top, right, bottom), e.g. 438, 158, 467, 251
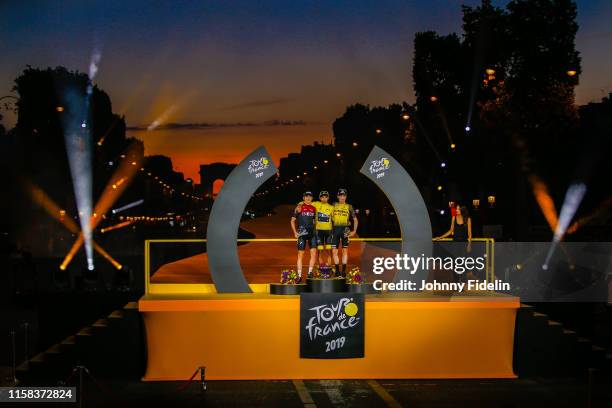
312, 201, 334, 230
332, 203, 355, 226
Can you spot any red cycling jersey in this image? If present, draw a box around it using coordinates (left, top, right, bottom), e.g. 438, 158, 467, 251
293, 203, 316, 231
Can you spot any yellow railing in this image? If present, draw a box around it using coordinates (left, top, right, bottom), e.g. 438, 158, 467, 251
144, 237, 495, 295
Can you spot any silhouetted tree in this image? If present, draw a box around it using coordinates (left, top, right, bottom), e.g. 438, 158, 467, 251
409, 0, 583, 238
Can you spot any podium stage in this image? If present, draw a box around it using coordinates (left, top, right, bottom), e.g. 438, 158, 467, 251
139, 291, 519, 380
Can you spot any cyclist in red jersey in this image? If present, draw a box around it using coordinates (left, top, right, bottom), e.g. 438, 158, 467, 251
290, 191, 318, 280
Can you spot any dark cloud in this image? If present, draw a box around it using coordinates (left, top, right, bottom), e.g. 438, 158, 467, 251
127, 119, 309, 131
219, 98, 295, 111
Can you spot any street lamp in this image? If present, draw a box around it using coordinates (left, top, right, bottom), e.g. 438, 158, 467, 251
567, 70, 577, 77
402, 113, 410, 120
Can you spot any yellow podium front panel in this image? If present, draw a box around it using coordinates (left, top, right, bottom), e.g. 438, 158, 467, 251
139, 293, 519, 380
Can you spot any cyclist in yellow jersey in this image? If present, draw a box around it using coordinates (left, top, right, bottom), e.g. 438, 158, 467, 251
332, 188, 358, 277
311, 191, 334, 267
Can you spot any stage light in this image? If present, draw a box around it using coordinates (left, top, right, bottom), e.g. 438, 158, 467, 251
485, 68, 496, 76
60, 85, 95, 272
430, 96, 438, 102
101, 220, 134, 233
375, 129, 382, 134
450, 143, 456, 149
352, 142, 358, 147
323, 160, 328, 164
56, 106, 64, 112
336, 153, 341, 157
554, 182, 586, 242
567, 196, 612, 234
61, 142, 143, 270
465, 126, 471, 132
440, 162, 446, 168
147, 104, 179, 131
437, 185, 443, 191
528, 174, 558, 231
440, 210, 445, 215
111, 199, 144, 214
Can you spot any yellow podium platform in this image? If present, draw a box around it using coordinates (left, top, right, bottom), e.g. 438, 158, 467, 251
139, 292, 519, 380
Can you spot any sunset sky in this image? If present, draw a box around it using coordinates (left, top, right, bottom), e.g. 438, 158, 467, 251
2, 0, 612, 181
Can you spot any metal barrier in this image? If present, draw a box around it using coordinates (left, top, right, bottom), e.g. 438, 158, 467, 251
144, 237, 495, 295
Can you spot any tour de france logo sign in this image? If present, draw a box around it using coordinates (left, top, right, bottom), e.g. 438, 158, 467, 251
368, 157, 390, 179
247, 156, 270, 178
300, 293, 365, 359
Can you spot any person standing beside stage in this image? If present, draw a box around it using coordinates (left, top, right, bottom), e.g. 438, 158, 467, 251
331, 188, 358, 277
290, 191, 317, 280
436, 204, 472, 245
435, 204, 473, 281
312, 191, 334, 268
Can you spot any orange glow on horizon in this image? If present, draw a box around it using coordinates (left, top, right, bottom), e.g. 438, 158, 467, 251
130, 123, 332, 181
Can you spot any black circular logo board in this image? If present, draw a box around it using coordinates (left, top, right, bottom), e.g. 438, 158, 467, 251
206, 145, 278, 293
300, 293, 365, 359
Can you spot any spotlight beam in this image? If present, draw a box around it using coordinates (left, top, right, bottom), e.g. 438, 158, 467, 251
567, 196, 612, 234
542, 182, 587, 269
101, 220, 134, 233
111, 199, 144, 214
528, 174, 558, 231
25, 180, 122, 270
60, 85, 94, 270
60, 142, 144, 267
554, 183, 587, 242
